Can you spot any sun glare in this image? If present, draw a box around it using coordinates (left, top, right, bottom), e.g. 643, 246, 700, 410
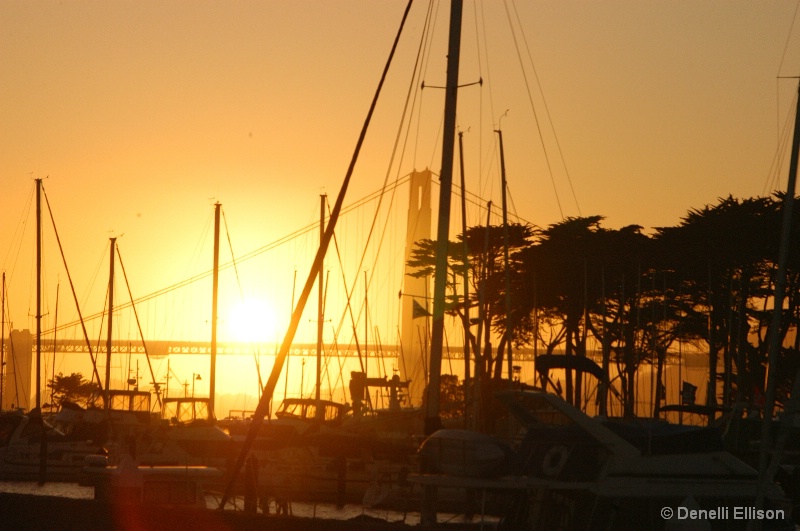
227, 298, 278, 343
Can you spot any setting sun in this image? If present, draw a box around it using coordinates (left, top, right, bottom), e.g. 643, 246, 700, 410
227, 298, 278, 343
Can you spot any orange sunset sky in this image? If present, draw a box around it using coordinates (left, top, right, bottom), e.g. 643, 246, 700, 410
2, 1, 800, 409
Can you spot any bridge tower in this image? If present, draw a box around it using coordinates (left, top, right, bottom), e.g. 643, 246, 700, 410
2, 329, 33, 411
400, 169, 432, 406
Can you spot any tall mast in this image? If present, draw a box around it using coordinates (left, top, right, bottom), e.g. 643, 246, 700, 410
105, 237, 116, 407
474, 201, 493, 430
1, 272, 4, 412
210, 202, 221, 415
36, 180, 47, 484
35, 178, 42, 411
426, 0, 463, 436
316, 195, 325, 417
457, 131, 471, 429
364, 270, 369, 380
754, 81, 800, 518
496, 128, 513, 380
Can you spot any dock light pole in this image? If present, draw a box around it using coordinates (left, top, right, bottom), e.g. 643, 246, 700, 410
193, 373, 201, 398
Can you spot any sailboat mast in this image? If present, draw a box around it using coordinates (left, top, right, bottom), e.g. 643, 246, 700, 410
35, 180, 48, 484
105, 237, 116, 406
36, 178, 42, 411
754, 82, 800, 515
210, 202, 221, 415
474, 201, 492, 429
1, 272, 4, 412
364, 270, 369, 380
496, 128, 513, 380
316, 195, 325, 417
457, 131, 472, 428
426, 0, 464, 436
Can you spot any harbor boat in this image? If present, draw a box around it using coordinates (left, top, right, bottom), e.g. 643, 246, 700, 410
221, 394, 416, 508
0, 408, 102, 482
263, 396, 349, 437
158, 396, 232, 468
0, 179, 105, 483
53, 390, 232, 471
56, 393, 230, 472
418, 429, 514, 479
52, 390, 158, 445
218, 397, 348, 448
413, 388, 793, 529
343, 371, 424, 442
250, 432, 414, 508
221, 396, 351, 450
47, 220, 233, 474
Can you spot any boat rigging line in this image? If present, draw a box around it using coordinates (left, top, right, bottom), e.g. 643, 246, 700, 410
221, 206, 266, 395
45, 174, 412, 336
326, 198, 367, 375
762, 86, 799, 196
502, 0, 580, 219
321, 0, 432, 390
116, 244, 161, 408
412, 0, 438, 169
1, 184, 34, 286
41, 183, 103, 391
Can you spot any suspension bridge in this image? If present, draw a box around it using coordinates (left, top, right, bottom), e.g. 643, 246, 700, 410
8, 336, 537, 361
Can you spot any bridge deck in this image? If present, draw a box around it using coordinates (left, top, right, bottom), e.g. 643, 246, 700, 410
16, 338, 537, 361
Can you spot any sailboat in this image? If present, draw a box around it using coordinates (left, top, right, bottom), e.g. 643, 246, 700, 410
150, 202, 232, 467
218, 194, 421, 508
0, 179, 105, 482
53, 229, 231, 473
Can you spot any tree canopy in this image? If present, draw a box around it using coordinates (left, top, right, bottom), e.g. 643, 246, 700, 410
408, 194, 800, 423
46, 372, 100, 408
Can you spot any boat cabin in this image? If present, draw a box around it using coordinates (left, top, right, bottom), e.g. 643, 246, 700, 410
84, 390, 155, 424
274, 397, 348, 424
162, 397, 215, 426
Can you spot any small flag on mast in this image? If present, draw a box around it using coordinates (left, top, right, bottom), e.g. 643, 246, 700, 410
412, 299, 431, 319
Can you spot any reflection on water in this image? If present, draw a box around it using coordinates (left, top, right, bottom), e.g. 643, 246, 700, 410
0, 481, 495, 527
0, 481, 93, 499
208, 492, 494, 526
